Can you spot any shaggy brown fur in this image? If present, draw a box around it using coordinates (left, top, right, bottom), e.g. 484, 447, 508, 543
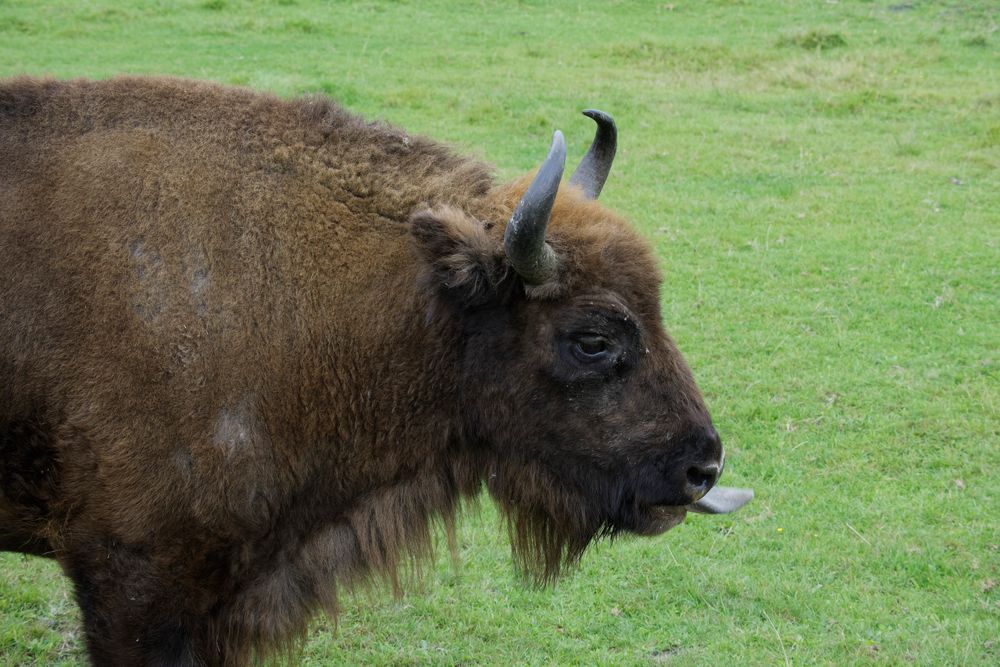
1, 76, 721, 666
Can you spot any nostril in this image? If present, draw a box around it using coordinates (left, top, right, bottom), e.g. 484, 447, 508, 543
686, 463, 721, 495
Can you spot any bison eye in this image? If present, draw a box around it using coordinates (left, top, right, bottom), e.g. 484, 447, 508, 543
571, 334, 615, 363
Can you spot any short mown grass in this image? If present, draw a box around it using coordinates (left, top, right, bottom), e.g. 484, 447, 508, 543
2, 1, 998, 664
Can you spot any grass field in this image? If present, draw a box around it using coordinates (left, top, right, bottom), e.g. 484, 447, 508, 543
1, 0, 998, 664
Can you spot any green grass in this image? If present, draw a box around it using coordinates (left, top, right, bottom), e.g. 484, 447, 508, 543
1, 0, 998, 664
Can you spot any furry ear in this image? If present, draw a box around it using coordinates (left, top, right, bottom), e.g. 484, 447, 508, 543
410, 206, 507, 306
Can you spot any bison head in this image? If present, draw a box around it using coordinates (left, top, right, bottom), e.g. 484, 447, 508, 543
411, 112, 748, 580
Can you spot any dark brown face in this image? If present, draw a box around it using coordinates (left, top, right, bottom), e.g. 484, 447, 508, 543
455, 282, 723, 542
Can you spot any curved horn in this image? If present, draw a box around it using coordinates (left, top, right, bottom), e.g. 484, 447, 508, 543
504, 130, 566, 285
568, 109, 617, 199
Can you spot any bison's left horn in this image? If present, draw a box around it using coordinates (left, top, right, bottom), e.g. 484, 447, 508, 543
568, 109, 617, 200
504, 130, 565, 285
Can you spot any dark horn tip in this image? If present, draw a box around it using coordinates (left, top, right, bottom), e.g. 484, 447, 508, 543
569, 109, 617, 200
549, 129, 567, 165
582, 109, 615, 128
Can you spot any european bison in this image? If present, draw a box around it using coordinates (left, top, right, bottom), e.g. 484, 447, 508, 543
0, 77, 750, 665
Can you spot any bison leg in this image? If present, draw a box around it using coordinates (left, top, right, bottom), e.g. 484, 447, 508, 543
0, 526, 53, 556
0, 415, 58, 557
62, 541, 224, 667
0, 503, 54, 555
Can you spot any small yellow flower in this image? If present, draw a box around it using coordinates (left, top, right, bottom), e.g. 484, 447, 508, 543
777, 527, 784, 533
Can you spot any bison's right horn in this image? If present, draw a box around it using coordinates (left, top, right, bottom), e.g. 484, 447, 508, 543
504, 130, 565, 285
568, 109, 617, 200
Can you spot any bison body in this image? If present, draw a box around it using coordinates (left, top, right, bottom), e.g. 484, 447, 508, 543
1, 77, 730, 665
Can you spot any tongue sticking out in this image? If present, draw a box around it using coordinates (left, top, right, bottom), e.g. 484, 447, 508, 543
687, 486, 754, 514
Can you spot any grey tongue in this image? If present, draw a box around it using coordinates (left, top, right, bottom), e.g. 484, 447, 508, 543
687, 486, 754, 514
